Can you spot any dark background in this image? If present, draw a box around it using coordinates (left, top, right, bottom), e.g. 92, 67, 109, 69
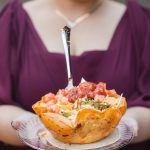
0, 0, 150, 8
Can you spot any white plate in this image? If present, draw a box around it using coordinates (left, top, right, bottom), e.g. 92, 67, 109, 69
17, 116, 134, 150
40, 128, 119, 150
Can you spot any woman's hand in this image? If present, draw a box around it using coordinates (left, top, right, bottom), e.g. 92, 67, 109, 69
0, 105, 35, 146
122, 107, 150, 144
122, 116, 139, 139
11, 112, 36, 131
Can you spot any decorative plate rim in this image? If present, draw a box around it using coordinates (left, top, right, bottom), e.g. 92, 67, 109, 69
17, 116, 134, 150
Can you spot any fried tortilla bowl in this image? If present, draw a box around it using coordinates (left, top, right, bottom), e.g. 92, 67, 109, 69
32, 82, 127, 144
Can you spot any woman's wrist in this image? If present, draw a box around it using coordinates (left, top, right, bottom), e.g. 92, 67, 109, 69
123, 107, 150, 143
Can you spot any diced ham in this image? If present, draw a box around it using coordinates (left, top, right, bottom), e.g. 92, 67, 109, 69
44, 93, 56, 103
47, 105, 60, 113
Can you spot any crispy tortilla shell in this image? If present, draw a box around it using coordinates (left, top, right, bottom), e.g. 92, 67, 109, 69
32, 96, 126, 144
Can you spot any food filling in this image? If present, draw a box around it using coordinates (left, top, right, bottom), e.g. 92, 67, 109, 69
41, 82, 120, 121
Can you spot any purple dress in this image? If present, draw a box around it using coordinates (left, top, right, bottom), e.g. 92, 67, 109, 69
0, 0, 150, 149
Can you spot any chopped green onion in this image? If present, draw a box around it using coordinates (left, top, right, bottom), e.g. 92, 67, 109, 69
61, 112, 71, 117
84, 98, 93, 102
94, 102, 111, 110
81, 98, 112, 110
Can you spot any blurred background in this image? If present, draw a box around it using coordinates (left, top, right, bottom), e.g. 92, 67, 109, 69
0, 0, 150, 8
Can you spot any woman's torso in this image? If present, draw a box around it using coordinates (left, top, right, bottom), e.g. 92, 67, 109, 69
23, 0, 126, 55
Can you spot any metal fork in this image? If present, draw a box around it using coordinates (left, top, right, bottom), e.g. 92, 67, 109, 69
61, 26, 74, 90
61, 26, 87, 90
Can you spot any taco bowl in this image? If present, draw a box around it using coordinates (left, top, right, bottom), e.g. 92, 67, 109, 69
32, 82, 127, 144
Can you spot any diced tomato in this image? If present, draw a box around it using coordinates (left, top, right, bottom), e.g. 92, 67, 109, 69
87, 91, 95, 99
79, 82, 96, 92
106, 89, 117, 97
68, 82, 98, 102
94, 82, 107, 96
78, 82, 96, 99
77, 87, 85, 98
68, 87, 78, 103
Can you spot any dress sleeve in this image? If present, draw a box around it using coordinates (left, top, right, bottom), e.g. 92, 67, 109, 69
128, 4, 150, 108
0, 1, 19, 105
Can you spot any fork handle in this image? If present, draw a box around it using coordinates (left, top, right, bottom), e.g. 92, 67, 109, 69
61, 26, 73, 81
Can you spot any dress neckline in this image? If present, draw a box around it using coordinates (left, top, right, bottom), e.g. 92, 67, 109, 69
19, 0, 128, 57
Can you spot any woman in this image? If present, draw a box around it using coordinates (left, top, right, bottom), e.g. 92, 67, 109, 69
0, 0, 150, 149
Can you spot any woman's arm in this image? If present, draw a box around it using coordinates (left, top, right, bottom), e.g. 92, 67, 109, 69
124, 106, 150, 143
0, 105, 33, 146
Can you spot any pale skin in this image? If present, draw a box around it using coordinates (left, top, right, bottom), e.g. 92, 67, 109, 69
0, 0, 150, 146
